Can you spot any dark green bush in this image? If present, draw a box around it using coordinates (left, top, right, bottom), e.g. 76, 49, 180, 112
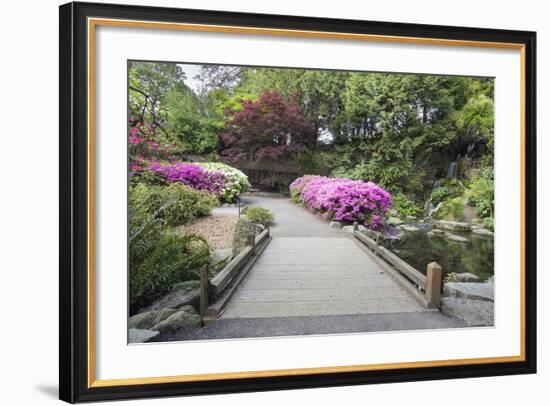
129, 183, 218, 227
244, 206, 274, 227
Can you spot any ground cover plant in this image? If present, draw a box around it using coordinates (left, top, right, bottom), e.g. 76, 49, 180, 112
244, 206, 274, 228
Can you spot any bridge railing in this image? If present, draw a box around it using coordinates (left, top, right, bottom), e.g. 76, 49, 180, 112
199, 224, 271, 322
353, 228, 442, 308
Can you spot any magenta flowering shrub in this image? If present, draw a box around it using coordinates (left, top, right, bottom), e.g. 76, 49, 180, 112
291, 175, 392, 229
147, 162, 225, 195
289, 175, 320, 203
128, 118, 180, 176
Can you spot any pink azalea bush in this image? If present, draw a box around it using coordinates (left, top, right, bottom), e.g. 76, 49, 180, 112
289, 175, 321, 203
128, 118, 178, 169
290, 175, 392, 229
147, 162, 225, 195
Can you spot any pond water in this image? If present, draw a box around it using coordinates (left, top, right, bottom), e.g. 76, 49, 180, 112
389, 225, 494, 281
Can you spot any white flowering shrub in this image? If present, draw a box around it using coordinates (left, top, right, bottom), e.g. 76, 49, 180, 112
195, 162, 251, 203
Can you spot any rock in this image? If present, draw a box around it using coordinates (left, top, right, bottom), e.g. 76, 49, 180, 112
232, 218, 256, 257
342, 225, 355, 233
440, 297, 494, 327
141, 289, 199, 312
444, 281, 494, 302
401, 225, 419, 232
405, 215, 416, 221
446, 272, 481, 283
434, 220, 472, 231
329, 221, 343, 228
209, 248, 233, 274
445, 232, 469, 243
128, 311, 157, 330
172, 280, 200, 291
388, 217, 404, 226
129, 328, 160, 343
427, 230, 445, 238
472, 228, 494, 237
150, 306, 201, 334
128, 308, 178, 330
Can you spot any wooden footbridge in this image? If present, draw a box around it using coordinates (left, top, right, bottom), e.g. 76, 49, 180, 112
201, 195, 443, 323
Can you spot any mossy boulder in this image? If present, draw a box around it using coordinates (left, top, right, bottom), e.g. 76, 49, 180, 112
150, 306, 201, 334
232, 218, 256, 257
128, 308, 178, 330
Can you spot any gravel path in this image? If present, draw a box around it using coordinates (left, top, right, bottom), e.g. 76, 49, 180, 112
176, 214, 237, 249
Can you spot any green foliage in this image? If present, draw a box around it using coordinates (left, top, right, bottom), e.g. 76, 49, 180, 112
129, 61, 220, 154
391, 193, 422, 218
430, 186, 451, 205
129, 183, 217, 227
435, 197, 465, 221
128, 194, 210, 314
244, 206, 275, 227
164, 87, 219, 153
455, 94, 494, 143
483, 216, 494, 231
467, 167, 494, 220
292, 149, 331, 175
128, 62, 494, 218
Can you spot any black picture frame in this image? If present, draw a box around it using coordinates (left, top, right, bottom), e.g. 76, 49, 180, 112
59, 1, 537, 403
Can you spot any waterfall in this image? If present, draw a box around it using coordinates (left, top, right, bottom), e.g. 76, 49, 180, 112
446, 161, 458, 179
424, 199, 443, 220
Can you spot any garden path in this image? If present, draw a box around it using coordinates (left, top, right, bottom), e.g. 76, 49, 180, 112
220, 194, 431, 318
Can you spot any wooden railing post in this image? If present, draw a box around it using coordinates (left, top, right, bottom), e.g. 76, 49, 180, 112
247, 230, 256, 250
375, 232, 383, 255
199, 265, 209, 319
426, 262, 442, 308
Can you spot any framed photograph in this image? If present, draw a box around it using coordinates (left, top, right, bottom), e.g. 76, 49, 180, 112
59, 1, 536, 403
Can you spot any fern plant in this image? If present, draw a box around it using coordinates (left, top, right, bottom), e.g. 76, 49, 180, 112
128, 199, 210, 315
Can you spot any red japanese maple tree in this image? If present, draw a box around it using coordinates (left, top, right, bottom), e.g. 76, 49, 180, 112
220, 91, 316, 162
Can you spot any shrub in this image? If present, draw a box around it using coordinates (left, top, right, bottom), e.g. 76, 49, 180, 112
392, 192, 422, 218
430, 186, 451, 205
128, 204, 210, 314
195, 162, 250, 203
147, 161, 225, 195
245, 206, 274, 227
435, 197, 465, 221
289, 175, 320, 203
130, 183, 218, 227
467, 167, 494, 219
483, 216, 494, 231
291, 175, 392, 229
128, 118, 180, 166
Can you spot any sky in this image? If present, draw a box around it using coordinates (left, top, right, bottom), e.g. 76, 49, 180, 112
178, 63, 203, 93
